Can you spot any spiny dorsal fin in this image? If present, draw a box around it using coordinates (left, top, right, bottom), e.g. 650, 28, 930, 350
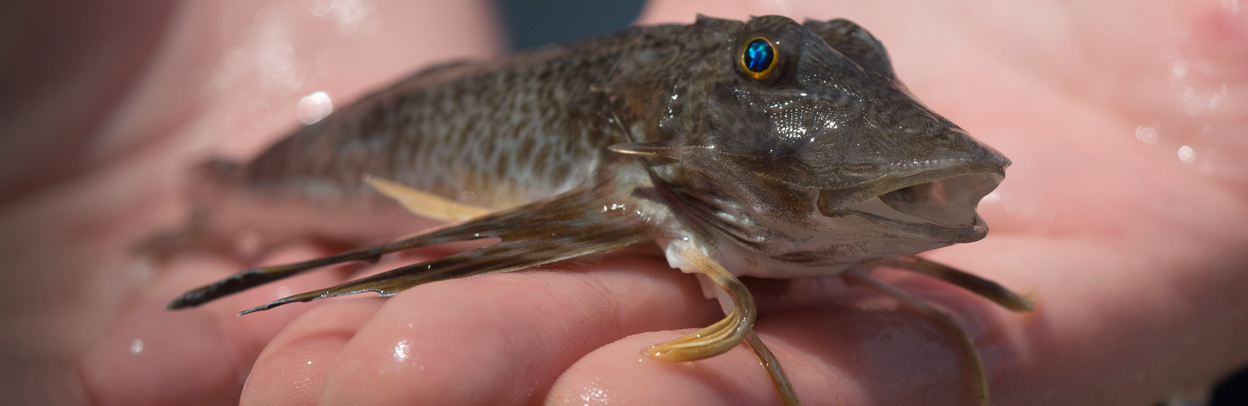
803, 18, 895, 79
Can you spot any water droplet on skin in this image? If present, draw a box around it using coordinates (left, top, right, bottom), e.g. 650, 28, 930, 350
1178, 145, 1196, 163
393, 340, 412, 363
297, 91, 333, 124
1172, 59, 1189, 78
1136, 126, 1160, 144
309, 0, 334, 17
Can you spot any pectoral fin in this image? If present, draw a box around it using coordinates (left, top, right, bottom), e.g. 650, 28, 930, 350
646, 247, 801, 406
168, 182, 653, 313
843, 266, 990, 406
644, 247, 756, 361
873, 256, 1035, 312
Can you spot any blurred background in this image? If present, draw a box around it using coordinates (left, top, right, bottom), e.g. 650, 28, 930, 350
494, 0, 644, 50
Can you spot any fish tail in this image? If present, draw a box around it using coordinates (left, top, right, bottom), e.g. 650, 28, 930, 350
134, 159, 246, 261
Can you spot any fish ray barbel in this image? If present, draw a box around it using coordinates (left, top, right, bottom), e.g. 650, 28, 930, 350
157, 15, 1034, 405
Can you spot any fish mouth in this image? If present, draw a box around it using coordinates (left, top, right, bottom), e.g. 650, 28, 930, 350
825, 165, 1005, 243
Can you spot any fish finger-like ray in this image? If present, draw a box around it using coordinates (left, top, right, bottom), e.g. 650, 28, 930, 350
168, 182, 653, 311
843, 267, 989, 406
870, 256, 1035, 312
642, 247, 800, 406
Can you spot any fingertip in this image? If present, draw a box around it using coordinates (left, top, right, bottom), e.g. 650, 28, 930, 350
317, 255, 718, 405
241, 298, 383, 406
548, 304, 989, 406
547, 330, 791, 406
80, 304, 243, 406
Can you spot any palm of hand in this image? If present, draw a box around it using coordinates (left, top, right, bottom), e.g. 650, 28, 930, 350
29, 1, 1245, 405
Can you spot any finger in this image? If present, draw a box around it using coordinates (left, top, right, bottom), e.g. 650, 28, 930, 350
547, 304, 990, 406
79, 246, 351, 406
78, 299, 245, 406
232, 241, 484, 405
240, 297, 384, 406
314, 252, 722, 405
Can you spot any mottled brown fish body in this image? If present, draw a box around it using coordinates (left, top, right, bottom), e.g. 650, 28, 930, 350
163, 16, 1028, 406
189, 20, 758, 253
229, 21, 746, 208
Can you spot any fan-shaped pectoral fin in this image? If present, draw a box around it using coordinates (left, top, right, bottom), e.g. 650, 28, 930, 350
646, 247, 800, 406
843, 267, 989, 406
168, 183, 653, 313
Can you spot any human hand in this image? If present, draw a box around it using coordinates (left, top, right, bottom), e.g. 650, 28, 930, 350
0, 0, 500, 404
237, 1, 1248, 405
6, 1, 1245, 405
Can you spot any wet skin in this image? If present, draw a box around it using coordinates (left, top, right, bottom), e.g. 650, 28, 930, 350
3, 1, 1247, 405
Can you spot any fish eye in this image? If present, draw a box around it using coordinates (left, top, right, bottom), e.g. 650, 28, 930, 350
739, 37, 779, 80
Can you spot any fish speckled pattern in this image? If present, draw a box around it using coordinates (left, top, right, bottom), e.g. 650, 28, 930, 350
233, 19, 756, 212
240, 56, 610, 210
161, 15, 1031, 406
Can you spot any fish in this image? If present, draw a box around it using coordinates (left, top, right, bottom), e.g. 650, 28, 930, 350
157, 15, 1034, 406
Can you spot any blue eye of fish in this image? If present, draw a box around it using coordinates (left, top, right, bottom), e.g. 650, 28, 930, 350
739, 37, 778, 79
744, 39, 774, 72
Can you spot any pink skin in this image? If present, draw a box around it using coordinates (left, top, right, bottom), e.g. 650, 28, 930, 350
1, 0, 1246, 405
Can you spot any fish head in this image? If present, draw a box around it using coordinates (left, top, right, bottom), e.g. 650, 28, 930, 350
615, 15, 1010, 267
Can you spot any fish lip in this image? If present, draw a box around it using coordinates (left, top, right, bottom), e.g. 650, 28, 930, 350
846, 202, 989, 243
822, 160, 1005, 243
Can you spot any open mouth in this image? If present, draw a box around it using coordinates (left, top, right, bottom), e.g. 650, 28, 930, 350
838, 170, 1003, 241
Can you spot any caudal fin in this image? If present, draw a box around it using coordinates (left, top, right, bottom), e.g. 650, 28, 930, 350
134, 159, 244, 260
